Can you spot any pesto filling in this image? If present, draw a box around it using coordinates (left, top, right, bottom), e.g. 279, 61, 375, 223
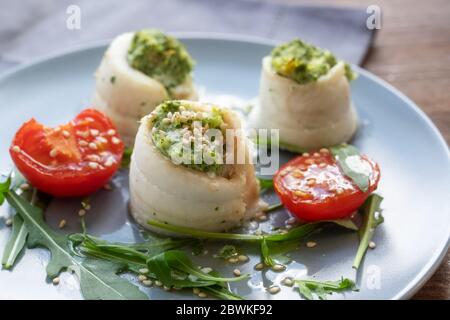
149, 101, 226, 174
127, 30, 194, 94
271, 39, 356, 84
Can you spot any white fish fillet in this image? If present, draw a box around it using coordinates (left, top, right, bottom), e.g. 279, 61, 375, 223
129, 101, 264, 233
92, 32, 197, 146
249, 57, 358, 151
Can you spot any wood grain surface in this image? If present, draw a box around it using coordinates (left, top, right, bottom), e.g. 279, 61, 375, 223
279, 0, 450, 299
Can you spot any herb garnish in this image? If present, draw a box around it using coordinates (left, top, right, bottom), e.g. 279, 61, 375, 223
330, 144, 372, 192
295, 277, 357, 300
353, 194, 384, 269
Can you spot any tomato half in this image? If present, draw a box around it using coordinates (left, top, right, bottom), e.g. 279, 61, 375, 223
273, 148, 380, 221
10, 109, 124, 197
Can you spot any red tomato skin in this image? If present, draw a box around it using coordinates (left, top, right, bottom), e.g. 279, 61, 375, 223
10, 109, 124, 197
273, 151, 380, 222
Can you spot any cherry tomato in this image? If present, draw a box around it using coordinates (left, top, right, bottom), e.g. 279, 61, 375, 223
273, 148, 380, 221
10, 109, 124, 197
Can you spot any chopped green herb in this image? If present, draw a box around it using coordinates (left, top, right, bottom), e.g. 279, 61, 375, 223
110, 76, 116, 84
295, 277, 357, 300
353, 194, 384, 269
214, 245, 238, 260
330, 144, 372, 192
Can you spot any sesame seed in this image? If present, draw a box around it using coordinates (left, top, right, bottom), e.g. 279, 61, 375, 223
107, 129, 116, 136
90, 129, 99, 136
79, 140, 88, 146
58, 219, 66, 229
254, 230, 262, 236
228, 257, 238, 264
320, 148, 330, 154
336, 188, 344, 194
238, 255, 249, 263
78, 209, 86, 217
20, 183, 30, 191
5, 218, 13, 226
306, 178, 316, 186
303, 152, 310, 157
369, 241, 376, 249
282, 277, 294, 287
139, 268, 149, 274
85, 117, 95, 122
88, 142, 98, 150
62, 130, 70, 138
49, 148, 58, 158
138, 275, 147, 282
12, 145, 21, 153
233, 269, 241, 276
319, 163, 327, 168
193, 288, 200, 295
87, 154, 101, 162
305, 158, 315, 165
111, 137, 120, 145
306, 241, 317, 248
54, 127, 61, 132
104, 157, 115, 167
84, 204, 91, 211
313, 152, 320, 157
163, 285, 171, 291
254, 263, 264, 271
198, 292, 207, 298
268, 286, 280, 294
271, 264, 286, 272
52, 277, 60, 285
258, 214, 267, 221
97, 136, 108, 144
155, 280, 162, 287
286, 217, 297, 225
294, 190, 307, 197
76, 130, 89, 138
88, 162, 99, 169
142, 280, 153, 286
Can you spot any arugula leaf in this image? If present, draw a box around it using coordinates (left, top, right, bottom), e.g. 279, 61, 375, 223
257, 177, 273, 192
260, 238, 275, 267
214, 245, 238, 260
264, 202, 283, 213
5, 189, 147, 299
353, 194, 384, 269
121, 147, 133, 169
295, 277, 357, 300
1, 213, 27, 269
72, 258, 147, 300
71, 232, 244, 299
147, 219, 321, 242
0, 176, 11, 205
263, 239, 298, 266
153, 250, 249, 283
330, 144, 371, 192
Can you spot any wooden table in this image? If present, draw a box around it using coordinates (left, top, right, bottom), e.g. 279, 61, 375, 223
281, 0, 450, 299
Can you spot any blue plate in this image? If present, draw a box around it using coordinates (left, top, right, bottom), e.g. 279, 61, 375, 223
0, 35, 449, 299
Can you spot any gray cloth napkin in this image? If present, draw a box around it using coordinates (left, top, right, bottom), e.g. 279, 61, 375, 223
0, 0, 373, 70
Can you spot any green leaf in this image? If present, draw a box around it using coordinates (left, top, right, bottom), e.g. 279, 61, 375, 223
264, 202, 283, 213
147, 219, 321, 243
72, 258, 148, 300
326, 217, 359, 231
260, 238, 275, 267
121, 147, 133, 169
0, 176, 11, 205
330, 144, 371, 192
5, 190, 147, 300
295, 277, 358, 300
353, 194, 384, 269
257, 177, 273, 192
1, 214, 27, 269
161, 250, 248, 283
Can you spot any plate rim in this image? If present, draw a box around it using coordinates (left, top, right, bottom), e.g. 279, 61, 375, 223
0, 32, 448, 300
